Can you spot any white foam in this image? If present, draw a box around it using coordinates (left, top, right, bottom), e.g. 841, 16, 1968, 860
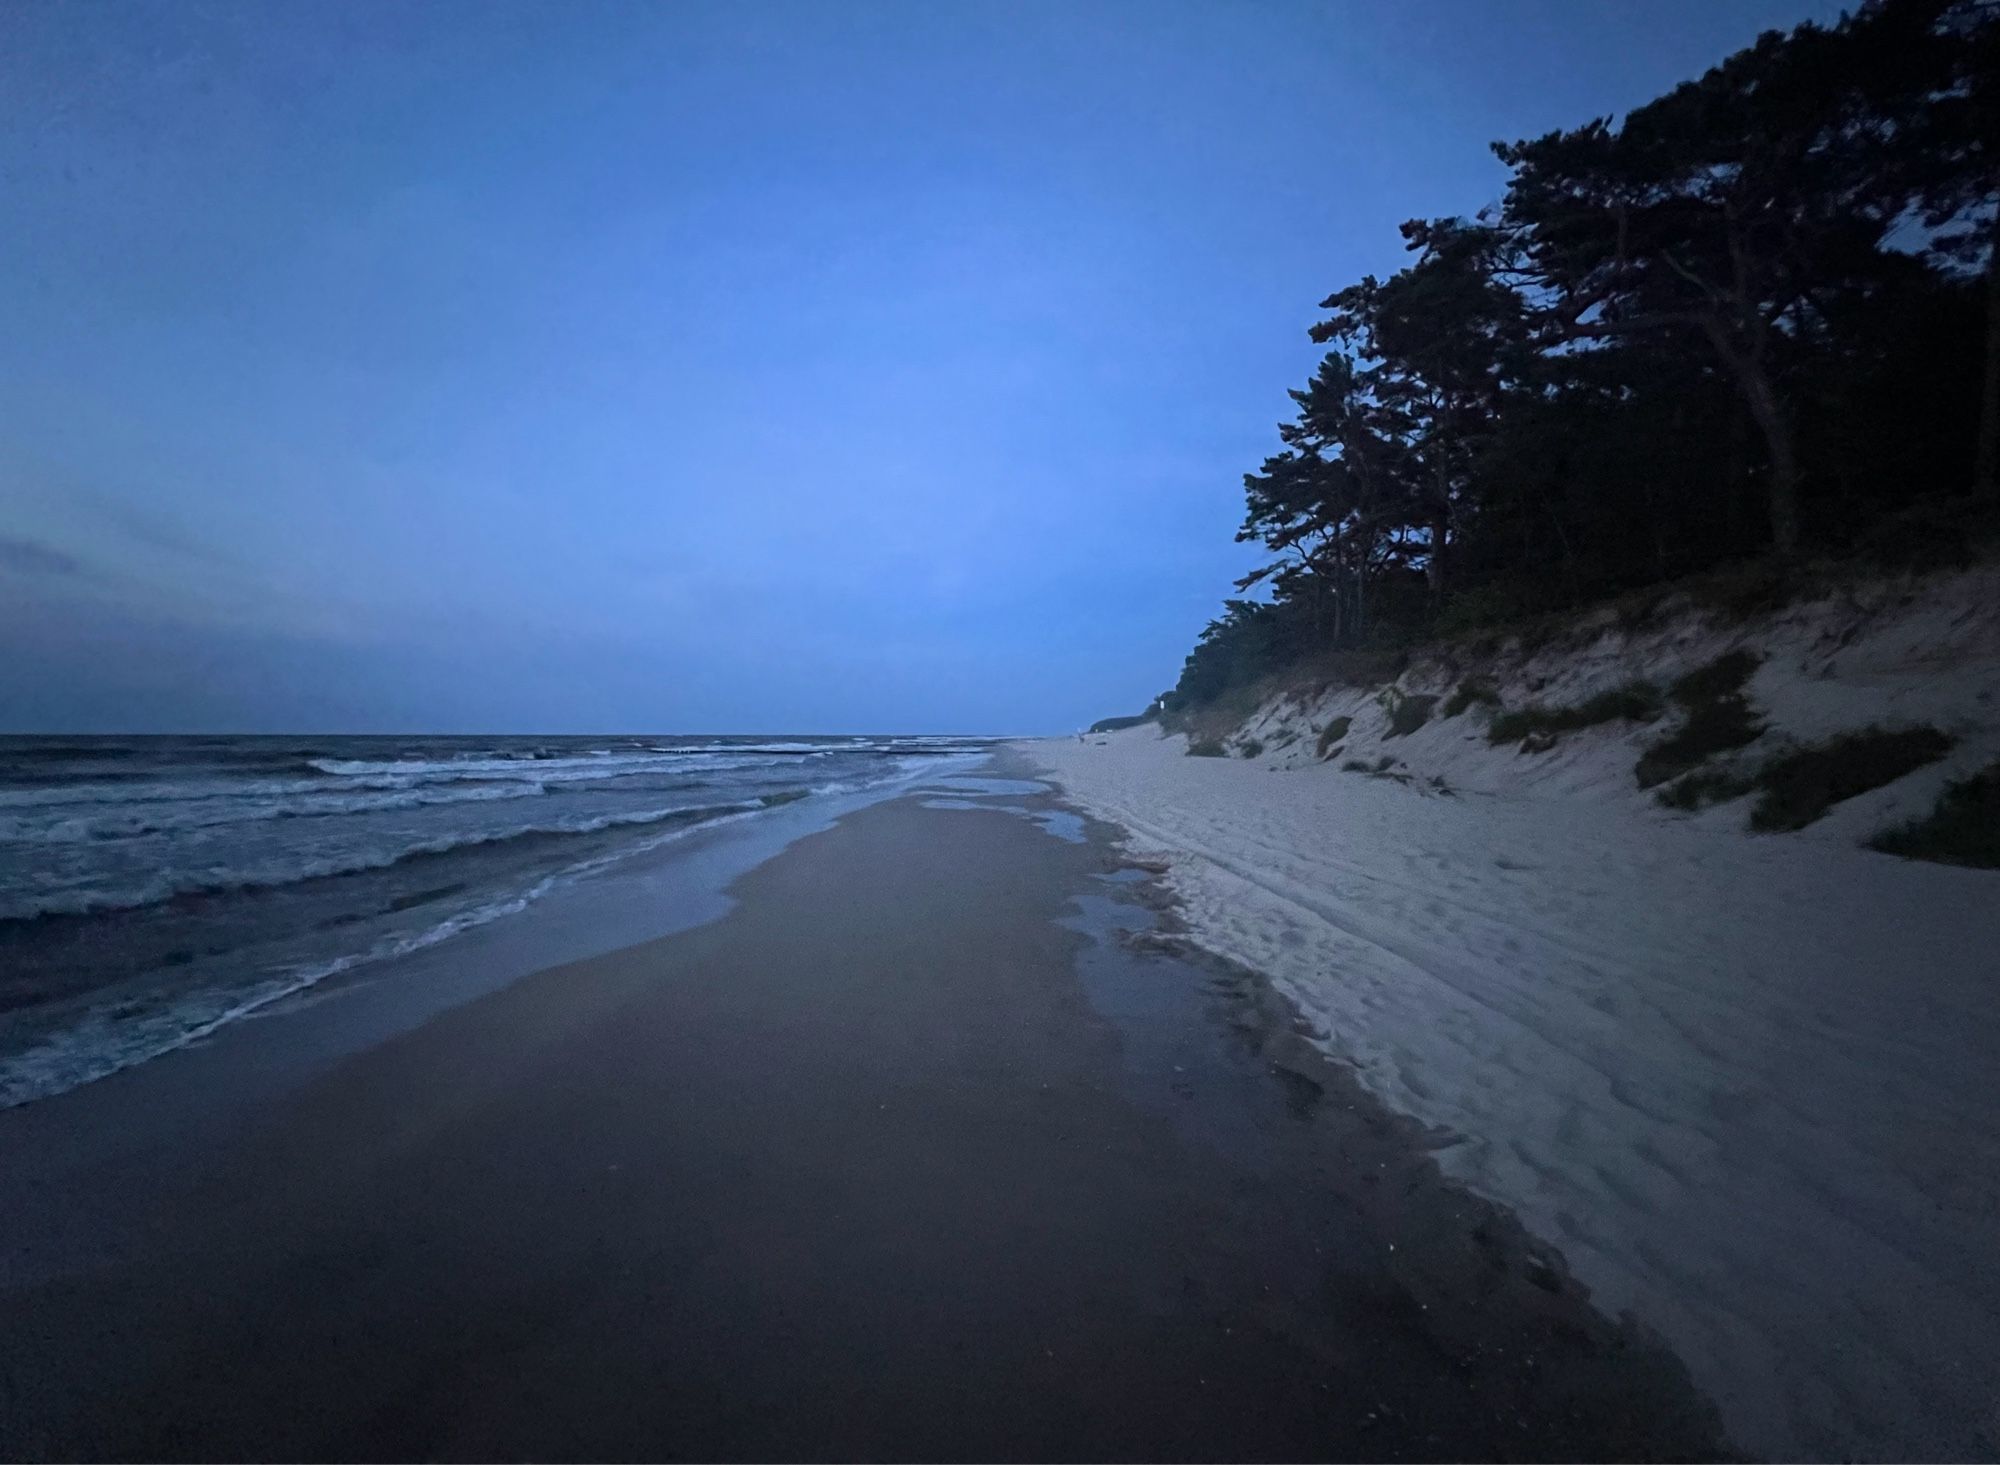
0, 749, 986, 1107
307, 747, 816, 780
0, 778, 550, 844
1, 798, 763, 922
0, 802, 774, 1108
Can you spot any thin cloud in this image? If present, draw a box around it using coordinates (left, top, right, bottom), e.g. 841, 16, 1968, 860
0, 534, 85, 579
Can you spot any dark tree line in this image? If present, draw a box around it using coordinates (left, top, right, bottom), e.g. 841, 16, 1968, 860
1169, 0, 1998, 712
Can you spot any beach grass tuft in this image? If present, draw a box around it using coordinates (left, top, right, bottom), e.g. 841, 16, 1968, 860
1655, 768, 1757, 811
1381, 690, 1439, 739
1442, 678, 1501, 719
1635, 650, 1765, 789
1868, 761, 2000, 866
1488, 681, 1663, 746
1748, 727, 1954, 832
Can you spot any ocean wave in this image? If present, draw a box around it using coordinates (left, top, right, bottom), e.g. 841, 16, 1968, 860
0, 779, 552, 844
313, 751, 678, 777
0, 798, 766, 923
0, 748, 993, 1108
0, 759, 721, 815
0, 773, 394, 811
650, 742, 836, 755
0, 741, 149, 762
0, 767, 165, 789
305, 748, 825, 779
0, 740, 986, 814
0, 799, 778, 1109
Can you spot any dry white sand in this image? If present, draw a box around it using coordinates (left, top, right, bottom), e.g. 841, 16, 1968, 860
1029, 724, 2000, 1461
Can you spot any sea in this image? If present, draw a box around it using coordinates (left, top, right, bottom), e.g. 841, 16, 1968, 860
0, 733, 993, 1108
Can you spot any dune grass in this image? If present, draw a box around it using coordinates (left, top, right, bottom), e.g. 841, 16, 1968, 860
1869, 762, 2000, 866
1488, 681, 1663, 746
1383, 692, 1439, 739
1634, 650, 1766, 790
1442, 678, 1501, 719
1655, 768, 1758, 811
1669, 648, 1761, 706
1748, 727, 1954, 832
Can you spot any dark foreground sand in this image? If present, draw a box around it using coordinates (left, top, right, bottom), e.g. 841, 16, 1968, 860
1, 776, 1728, 1461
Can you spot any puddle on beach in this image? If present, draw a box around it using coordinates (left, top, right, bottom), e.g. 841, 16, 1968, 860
927, 775, 1319, 1170
918, 797, 1086, 843
1062, 875, 1322, 1172
916, 775, 1053, 798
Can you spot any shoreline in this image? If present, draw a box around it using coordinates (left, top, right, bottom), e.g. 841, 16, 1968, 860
0, 738, 991, 1112
1028, 729, 2000, 1461
1, 765, 1726, 1460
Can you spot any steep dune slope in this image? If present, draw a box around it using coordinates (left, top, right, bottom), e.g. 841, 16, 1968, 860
1029, 564, 2000, 1460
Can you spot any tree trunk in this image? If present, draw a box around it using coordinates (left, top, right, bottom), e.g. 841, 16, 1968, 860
1977, 205, 2000, 499
1353, 537, 1367, 640
1744, 371, 1802, 557
1705, 316, 1800, 557
1724, 406, 1749, 555
1696, 308, 1808, 556
1427, 508, 1450, 598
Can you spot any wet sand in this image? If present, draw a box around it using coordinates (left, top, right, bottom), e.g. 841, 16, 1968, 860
1, 774, 1728, 1460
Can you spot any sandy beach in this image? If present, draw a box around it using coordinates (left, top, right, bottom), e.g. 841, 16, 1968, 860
0, 766, 1725, 1461
1031, 730, 2000, 1461
11, 1, 1996, 1457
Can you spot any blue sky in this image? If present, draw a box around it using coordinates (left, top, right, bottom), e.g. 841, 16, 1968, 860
1, 0, 1834, 733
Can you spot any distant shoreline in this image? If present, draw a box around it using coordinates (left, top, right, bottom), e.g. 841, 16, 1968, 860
0, 767, 1723, 1460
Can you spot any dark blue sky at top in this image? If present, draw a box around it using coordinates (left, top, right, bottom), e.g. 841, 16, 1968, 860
2, 0, 1835, 733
